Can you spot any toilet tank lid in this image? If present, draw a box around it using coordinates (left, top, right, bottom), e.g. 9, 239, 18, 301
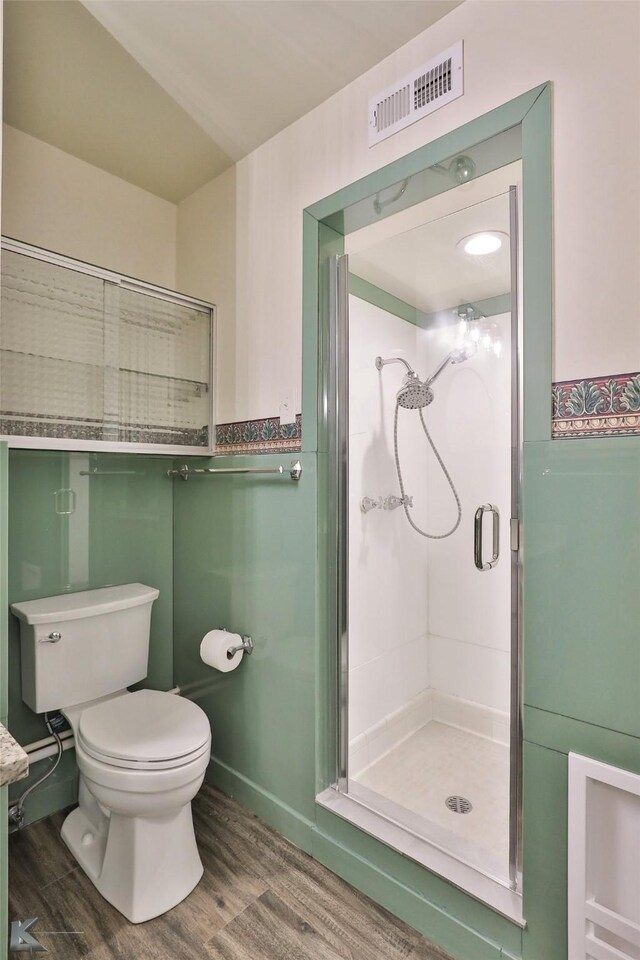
11, 583, 160, 625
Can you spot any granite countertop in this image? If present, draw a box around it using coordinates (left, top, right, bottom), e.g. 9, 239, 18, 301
0, 722, 29, 787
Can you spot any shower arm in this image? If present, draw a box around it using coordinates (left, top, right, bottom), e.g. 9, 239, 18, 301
375, 356, 416, 376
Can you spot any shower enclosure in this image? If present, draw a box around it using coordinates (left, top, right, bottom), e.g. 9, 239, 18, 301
321, 172, 523, 919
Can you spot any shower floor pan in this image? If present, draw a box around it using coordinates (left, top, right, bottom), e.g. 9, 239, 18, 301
316, 719, 523, 920
352, 720, 510, 881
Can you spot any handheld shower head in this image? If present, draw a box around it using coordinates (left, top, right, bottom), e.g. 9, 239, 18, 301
396, 374, 434, 410
425, 343, 476, 387
449, 343, 477, 364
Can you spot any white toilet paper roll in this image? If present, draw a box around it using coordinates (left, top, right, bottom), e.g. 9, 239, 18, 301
200, 630, 244, 673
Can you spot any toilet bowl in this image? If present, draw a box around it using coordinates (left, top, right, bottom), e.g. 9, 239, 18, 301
61, 688, 212, 924
10, 584, 213, 925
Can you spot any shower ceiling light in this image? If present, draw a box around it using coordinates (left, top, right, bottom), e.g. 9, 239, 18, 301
458, 231, 507, 256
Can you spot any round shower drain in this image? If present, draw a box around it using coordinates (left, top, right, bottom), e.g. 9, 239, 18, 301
445, 795, 472, 814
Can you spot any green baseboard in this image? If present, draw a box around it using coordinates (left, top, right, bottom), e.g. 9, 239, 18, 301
311, 829, 514, 960
205, 756, 315, 854
206, 757, 521, 960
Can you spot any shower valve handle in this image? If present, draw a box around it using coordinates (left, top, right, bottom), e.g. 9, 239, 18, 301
361, 497, 382, 513
384, 494, 412, 510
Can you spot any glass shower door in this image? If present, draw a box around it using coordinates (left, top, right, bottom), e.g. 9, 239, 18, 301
336, 184, 521, 892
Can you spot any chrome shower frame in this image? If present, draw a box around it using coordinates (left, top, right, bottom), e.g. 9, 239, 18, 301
327, 184, 524, 902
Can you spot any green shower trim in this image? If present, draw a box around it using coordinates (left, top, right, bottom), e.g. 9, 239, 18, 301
349, 274, 512, 329
348, 275, 419, 325
301, 81, 552, 454
300, 83, 553, 952
305, 90, 540, 230
206, 758, 522, 960
306, 81, 553, 786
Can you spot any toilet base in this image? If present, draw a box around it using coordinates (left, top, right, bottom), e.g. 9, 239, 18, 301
61, 799, 204, 923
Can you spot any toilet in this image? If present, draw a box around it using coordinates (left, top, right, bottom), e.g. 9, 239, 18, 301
11, 583, 212, 924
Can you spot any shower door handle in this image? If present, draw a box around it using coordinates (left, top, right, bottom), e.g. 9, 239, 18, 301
474, 504, 500, 571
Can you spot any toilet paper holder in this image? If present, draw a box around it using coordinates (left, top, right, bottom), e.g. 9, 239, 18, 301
221, 630, 254, 659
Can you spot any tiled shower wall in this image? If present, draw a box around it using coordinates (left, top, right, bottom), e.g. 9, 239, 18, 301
348, 296, 512, 761
419, 317, 511, 719
348, 296, 430, 746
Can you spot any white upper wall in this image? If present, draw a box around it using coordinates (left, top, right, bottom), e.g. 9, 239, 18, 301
198, 0, 638, 422
176, 167, 236, 425
1, 124, 177, 289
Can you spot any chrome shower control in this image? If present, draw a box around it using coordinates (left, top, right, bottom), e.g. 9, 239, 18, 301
384, 494, 413, 510
361, 497, 382, 513
40, 632, 62, 643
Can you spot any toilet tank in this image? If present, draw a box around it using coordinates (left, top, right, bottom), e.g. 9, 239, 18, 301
11, 583, 160, 713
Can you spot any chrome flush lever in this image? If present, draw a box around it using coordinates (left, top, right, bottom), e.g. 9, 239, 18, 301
40, 632, 62, 643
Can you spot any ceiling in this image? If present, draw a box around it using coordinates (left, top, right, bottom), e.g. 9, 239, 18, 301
348, 166, 517, 315
3, 0, 462, 203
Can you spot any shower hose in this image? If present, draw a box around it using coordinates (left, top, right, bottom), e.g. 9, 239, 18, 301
393, 401, 462, 539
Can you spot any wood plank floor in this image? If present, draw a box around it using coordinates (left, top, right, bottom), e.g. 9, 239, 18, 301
8, 783, 454, 960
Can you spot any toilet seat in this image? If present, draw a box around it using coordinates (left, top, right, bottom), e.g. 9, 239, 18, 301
78, 689, 211, 771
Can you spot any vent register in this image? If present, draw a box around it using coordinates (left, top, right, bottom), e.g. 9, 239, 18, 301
369, 42, 463, 146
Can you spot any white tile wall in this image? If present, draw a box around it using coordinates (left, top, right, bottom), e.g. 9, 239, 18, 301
429, 634, 511, 714
420, 313, 512, 714
348, 295, 430, 740
350, 689, 509, 778
347, 299, 513, 748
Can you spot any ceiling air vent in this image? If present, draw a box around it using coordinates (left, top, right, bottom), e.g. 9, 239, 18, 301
369, 41, 463, 147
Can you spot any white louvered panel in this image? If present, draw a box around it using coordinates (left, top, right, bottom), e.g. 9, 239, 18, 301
369, 41, 463, 146
568, 754, 640, 960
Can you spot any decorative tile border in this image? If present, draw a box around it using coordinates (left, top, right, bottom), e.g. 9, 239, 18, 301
0, 412, 209, 447
552, 372, 640, 439
215, 413, 302, 455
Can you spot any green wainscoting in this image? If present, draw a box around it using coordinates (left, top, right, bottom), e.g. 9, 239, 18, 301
172, 452, 318, 826
523, 438, 640, 738
6, 450, 174, 824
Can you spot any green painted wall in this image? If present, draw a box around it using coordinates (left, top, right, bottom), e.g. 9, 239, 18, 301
165, 436, 640, 960
519, 437, 640, 959
524, 439, 640, 737
6, 450, 174, 824
172, 452, 318, 827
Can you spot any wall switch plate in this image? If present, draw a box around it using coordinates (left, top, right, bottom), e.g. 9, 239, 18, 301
279, 388, 296, 425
